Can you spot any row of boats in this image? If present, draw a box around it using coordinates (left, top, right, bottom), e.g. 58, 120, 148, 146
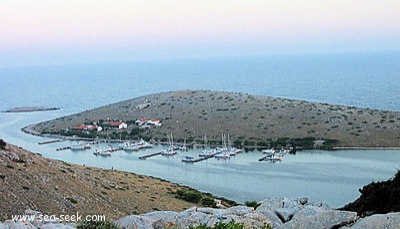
69, 137, 291, 162
181, 134, 243, 162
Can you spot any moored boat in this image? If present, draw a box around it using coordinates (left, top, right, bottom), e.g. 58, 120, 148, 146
214, 152, 230, 159
93, 149, 112, 156
123, 139, 153, 151
262, 148, 276, 154
70, 141, 91, 151
161, 148, 178, 156
182, 156, 196, 163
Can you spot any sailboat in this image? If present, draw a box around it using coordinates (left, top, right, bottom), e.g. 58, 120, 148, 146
161, 133, 178, 156
199, 134, 215, 157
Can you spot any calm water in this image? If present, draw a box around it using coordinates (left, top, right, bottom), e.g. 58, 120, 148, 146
1, 51, 400, 208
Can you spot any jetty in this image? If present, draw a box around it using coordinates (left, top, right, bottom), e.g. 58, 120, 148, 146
182, 155, 215, 163
38, 139, 64, 145
139, 152, 162, 160
56, 146, 71, 151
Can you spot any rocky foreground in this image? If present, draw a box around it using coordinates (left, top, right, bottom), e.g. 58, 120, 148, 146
1, 197, 400, 228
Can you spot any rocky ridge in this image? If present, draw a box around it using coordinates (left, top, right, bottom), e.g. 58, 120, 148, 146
2, 197, 400, 228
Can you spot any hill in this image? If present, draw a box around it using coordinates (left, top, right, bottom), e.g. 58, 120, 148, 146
0, 140, 223, 221
29, 90, 400, 148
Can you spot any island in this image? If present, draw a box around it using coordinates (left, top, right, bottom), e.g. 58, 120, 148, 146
5, 106, 60, 113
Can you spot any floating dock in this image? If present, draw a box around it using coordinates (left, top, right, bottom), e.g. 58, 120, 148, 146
139, 152, 162, 160
56, 146, 71, 151
38, 139, 64, 145
189, 155, 214, 163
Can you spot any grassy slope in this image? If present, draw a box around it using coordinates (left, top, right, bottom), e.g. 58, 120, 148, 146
32, 90, 400, 147
0, 142, 196, 221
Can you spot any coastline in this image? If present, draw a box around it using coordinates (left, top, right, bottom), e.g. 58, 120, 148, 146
22, 124, 400, 151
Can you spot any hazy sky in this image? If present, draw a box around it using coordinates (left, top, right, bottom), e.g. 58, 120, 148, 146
1, 0, 399, 66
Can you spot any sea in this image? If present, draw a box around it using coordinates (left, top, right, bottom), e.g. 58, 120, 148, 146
1, 51, 400, 208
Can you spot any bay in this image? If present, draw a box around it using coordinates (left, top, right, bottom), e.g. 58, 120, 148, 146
0, 51, 400, 208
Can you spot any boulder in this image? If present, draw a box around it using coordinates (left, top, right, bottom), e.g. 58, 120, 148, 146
255, 209, 284, 228
1, 221, 35, 229
275, 208, 296, 223
39, 223, 75, 229
174, 207, 216, 228
114, 215, 154, 229
257, 197, 285, 212
343, 212, 400, 229
278, 205, 357, 229
139, 211, 178, 229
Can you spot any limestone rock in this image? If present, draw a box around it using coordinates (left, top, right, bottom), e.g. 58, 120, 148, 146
39, 223, 75, 229
174, 207, 216, 228
0, 151, 20, 162
279, 205, 357, 229
343, 212, 400, 229
115, 215, 154, 229
1, 221, 35, 229
139, 211, 178, 229
275, 208, 296, 223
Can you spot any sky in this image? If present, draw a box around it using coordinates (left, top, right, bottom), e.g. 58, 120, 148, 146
1, 0, 400, 66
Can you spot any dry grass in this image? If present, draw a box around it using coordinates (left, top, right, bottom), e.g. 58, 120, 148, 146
0, 143, 195, 221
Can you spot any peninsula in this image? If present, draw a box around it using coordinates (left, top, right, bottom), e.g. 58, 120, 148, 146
28, 90, 400, 148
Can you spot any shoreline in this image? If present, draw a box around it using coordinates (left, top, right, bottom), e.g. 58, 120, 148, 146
22, 125, 400, 151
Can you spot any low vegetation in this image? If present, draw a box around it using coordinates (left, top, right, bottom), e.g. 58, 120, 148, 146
244, 201, 261, 209
76, 219, 119, 229
174, 188, 236, 208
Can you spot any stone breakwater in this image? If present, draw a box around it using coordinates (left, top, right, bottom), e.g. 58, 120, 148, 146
2, 197, 400, 229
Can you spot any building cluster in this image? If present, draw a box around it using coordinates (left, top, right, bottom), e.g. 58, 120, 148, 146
69, 118, 162, 133
135, 118, 162, 128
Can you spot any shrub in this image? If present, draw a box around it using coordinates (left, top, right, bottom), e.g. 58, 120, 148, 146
176, 189, 202, 203
189, 220, 244, 229
77, 219, 119, 229
201, 197, 216, 207
0, 139, 6, 150
66, 197, 77, 204
244, 201, 261, 209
